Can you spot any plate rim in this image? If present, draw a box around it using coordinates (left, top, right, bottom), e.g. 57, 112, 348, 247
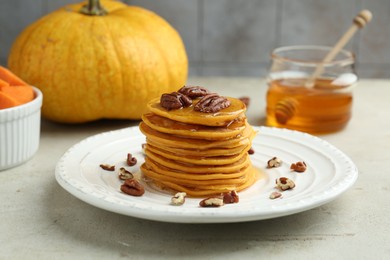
55, 126, 358, 223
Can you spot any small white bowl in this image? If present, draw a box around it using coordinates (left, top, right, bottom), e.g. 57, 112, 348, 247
0, 87, 42, 171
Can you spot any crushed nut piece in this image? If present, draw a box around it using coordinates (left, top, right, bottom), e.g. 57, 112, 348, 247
194, 94, 231, 113
290, 161, 307, 172
160, 92, 192, 110
100, 164, 115, 171
171, 192, 187, 206
178, 86, 210, 99
238, 96, 250, 108
275, 177, 295, 191
199, 197, 224, 207
118, 167, 134, 180
223, 190, 239, 204
269, 191, 282, 199
126, 153, 137, 166
267, 157, 282, 168
248, 147, 255, 155
120, 179, 145, 196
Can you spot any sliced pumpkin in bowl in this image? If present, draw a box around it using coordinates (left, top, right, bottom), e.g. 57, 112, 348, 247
0, 66, 34, 109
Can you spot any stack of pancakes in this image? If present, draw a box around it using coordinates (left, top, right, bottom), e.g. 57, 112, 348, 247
139, 92, 259, 197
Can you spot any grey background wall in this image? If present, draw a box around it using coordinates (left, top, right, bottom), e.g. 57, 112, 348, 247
0, 0, 389, 78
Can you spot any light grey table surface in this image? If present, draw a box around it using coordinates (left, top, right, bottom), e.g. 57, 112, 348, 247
1, 77, 389, 259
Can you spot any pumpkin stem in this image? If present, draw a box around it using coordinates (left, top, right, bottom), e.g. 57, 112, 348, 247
80, 0, 108, 16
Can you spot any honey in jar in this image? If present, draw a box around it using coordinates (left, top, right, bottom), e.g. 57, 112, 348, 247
266, 78, 354, 134
265, 45, 357, 134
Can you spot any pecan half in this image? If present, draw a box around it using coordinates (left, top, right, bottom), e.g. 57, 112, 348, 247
194, 94, 231, 113
100, 164, 115, 171
118, 167, 134, 180
199, 197, 224, 207
223, 190, 239, 204
178, 86, 210, 98
160, 92, 192, 110
126, 153, 137, 166
290, 161, 307, 172
120, 179, 145, 196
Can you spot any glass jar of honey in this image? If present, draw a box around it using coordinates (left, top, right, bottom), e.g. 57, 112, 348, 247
266, 45, 357, 134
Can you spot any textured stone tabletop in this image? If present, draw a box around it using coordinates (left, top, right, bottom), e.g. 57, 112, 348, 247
1, 78, 389, 259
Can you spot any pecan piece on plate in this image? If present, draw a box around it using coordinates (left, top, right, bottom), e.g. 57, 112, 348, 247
275, 177, 295, 191
118, 167, 134, 180
120, 179, 145, 196
269, 191, 282, 199
171, 192, 187, 206
267, 157, 282, 168
199, 197, 224, 207
160, 92, 192, 110
194, 94, 231, 113
100, 164, 115, 171
178, 86, 210, 99
223, 190, 239, 204
290, 161, 307, 172
126, 153, 137, 166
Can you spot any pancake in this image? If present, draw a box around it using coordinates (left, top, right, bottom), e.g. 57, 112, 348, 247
144, 153, 250, 174
147, 96, 246, 127
141, 164, 250, 185
142, 166, 250, 188
140, 122, 255, 149
144, 144, 250, 165
146, 140, 249, 156
142, 163, 259, 197
144, 157, 250, 180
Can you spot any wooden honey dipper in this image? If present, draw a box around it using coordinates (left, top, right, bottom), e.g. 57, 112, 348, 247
274, 10, 372, 125
305, 9, 372, 87
274, 97, 299, 125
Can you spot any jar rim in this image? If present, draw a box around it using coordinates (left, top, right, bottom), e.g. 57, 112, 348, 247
271, 45, 355, 66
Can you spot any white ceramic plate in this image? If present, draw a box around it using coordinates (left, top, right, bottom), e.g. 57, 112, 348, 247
55, 126, 358, 223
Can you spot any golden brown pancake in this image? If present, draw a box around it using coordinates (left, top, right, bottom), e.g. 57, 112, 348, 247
139, 122, 255, 149
144, 144, 250, 165
142, 113, 246, 140
147, 97, 246, 127
146, 140, 248, 156
144, 153, 251, 174
144, 157, 250, 180
141, 162, 259, 197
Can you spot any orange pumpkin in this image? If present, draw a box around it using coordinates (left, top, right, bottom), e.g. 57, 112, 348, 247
8, 0, 188, 123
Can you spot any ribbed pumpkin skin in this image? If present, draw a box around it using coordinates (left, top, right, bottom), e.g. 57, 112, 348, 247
8, 0, 188, 123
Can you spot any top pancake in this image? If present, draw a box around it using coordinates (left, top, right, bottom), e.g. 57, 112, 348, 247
147, 96, 246, 126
